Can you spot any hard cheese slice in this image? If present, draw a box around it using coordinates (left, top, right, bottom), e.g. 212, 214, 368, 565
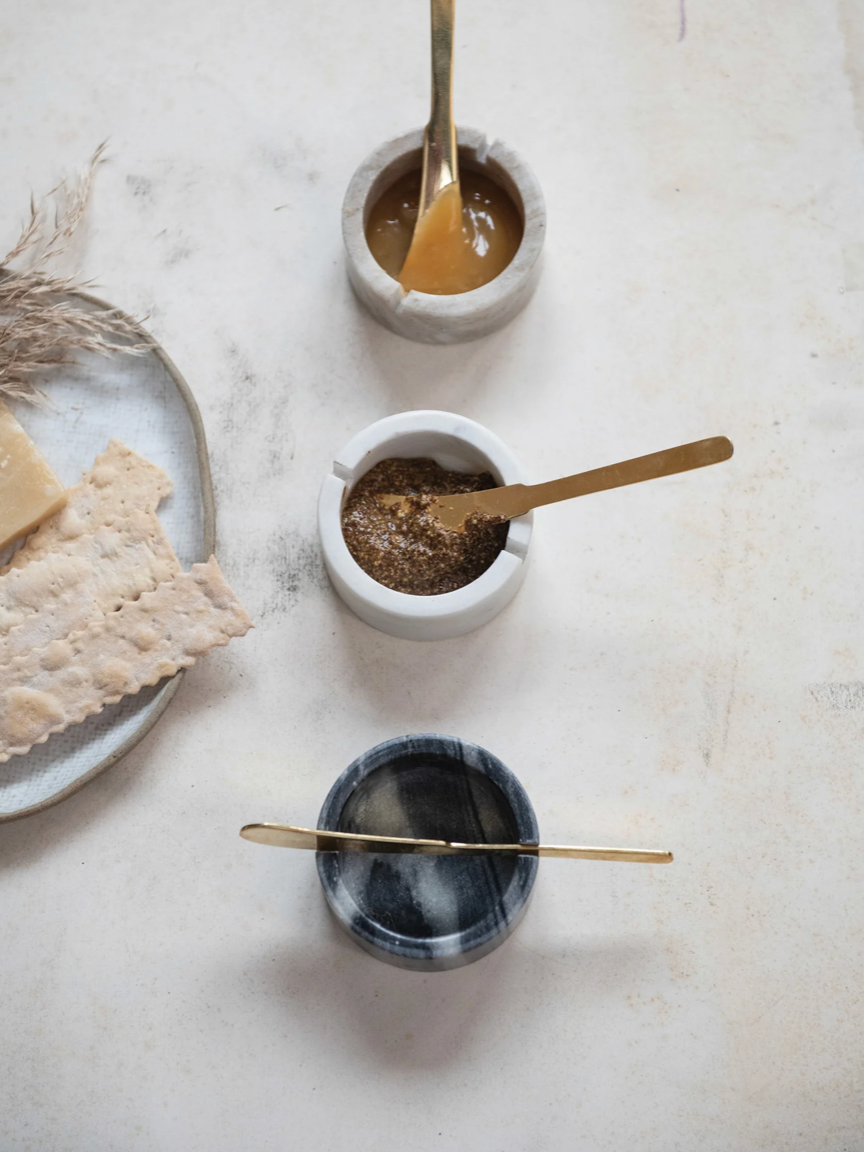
2, 439, 171, 572
0, 402, 67, 552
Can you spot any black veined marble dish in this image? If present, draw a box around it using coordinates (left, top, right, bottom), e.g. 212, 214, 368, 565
316, 734, 539, 971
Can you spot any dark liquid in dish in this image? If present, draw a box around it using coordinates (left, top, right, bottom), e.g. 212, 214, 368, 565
341, 457, 509, 596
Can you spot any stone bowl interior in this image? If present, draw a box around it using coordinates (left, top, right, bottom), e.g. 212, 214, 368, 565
362, 142, 527, 238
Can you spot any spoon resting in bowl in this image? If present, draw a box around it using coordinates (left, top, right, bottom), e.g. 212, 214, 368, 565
382, 436, 733, 532
240, 823, 673, 864
398, 0, 465, 294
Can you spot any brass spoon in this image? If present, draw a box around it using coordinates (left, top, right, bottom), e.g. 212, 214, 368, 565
383, 436, 733, 532
240, 823, 673, 864
417, 0, 458, 219
398, 0, 462, 292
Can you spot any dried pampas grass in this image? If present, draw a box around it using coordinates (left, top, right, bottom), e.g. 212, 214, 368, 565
0, 144, 150, 406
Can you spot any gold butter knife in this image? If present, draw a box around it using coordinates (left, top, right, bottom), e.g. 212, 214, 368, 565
384, 435, 733, 532
240, 823, 673, 864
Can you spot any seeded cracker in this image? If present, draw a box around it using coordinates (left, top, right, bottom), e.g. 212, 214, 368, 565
0, 512, 181, 637
0, 513, 182, 662
2, 440, 172, 573
0, 558, 253, 761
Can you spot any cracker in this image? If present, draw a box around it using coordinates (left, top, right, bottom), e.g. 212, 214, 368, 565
0, 557, 252, 761
0, 587, 105, 665
2, 440, 172, 573
0, 513, 182, 662
0, 511, 181, 637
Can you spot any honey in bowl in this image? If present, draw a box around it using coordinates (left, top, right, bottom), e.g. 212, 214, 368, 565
365, 168, 523, 296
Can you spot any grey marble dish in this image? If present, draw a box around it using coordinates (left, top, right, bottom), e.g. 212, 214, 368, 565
316, 734, 539, 971
342, 126, 546, 344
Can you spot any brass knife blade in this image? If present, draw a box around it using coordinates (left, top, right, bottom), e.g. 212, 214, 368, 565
240, 824, 673, 864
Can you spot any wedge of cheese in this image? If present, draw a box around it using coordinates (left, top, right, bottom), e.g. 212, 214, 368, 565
0, 402, 67, 552
2, 439, 170, 572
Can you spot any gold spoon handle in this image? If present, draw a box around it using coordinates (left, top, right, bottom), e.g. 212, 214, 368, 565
240, 824, 673, 864
416, 435, 733, 530
515, 436, 734, 516
419, 0, 458, 215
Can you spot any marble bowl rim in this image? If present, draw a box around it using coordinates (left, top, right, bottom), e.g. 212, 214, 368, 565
315, 733, 540, 965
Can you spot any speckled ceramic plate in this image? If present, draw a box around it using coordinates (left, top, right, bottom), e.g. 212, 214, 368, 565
0, 292, 214, 822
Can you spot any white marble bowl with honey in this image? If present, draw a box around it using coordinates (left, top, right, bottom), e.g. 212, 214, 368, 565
318, 411, 533, 641
342, 127, 546, 344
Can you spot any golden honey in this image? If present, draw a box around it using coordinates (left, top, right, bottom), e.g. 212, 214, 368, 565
365, 168, 523, 295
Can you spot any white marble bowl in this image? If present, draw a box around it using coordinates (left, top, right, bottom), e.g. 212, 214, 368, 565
342, 126, 546, 344
317, 410, 532, 641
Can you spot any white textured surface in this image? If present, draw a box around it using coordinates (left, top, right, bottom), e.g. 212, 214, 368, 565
1, 1, 864, 1149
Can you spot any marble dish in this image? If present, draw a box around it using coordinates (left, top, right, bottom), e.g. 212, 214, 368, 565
317, 410, 533, 641
316, 734, 539, 971
0, 291, 214, 823
342, 126, 546, 344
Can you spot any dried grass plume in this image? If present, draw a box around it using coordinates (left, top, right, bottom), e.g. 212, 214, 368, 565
0, 144, 150, 406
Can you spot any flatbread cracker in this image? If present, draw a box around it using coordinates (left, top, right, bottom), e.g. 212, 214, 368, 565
0, 512, 181, 636
0, 586, 105, 665
2, 440, 172, 573
0, 513, 182, 662
0, 557, 252, 761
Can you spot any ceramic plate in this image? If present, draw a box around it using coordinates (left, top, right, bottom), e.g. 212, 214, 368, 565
0, 292, 214, 822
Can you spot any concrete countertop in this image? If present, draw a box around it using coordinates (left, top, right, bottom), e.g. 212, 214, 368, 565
1, 1, 863, 1148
